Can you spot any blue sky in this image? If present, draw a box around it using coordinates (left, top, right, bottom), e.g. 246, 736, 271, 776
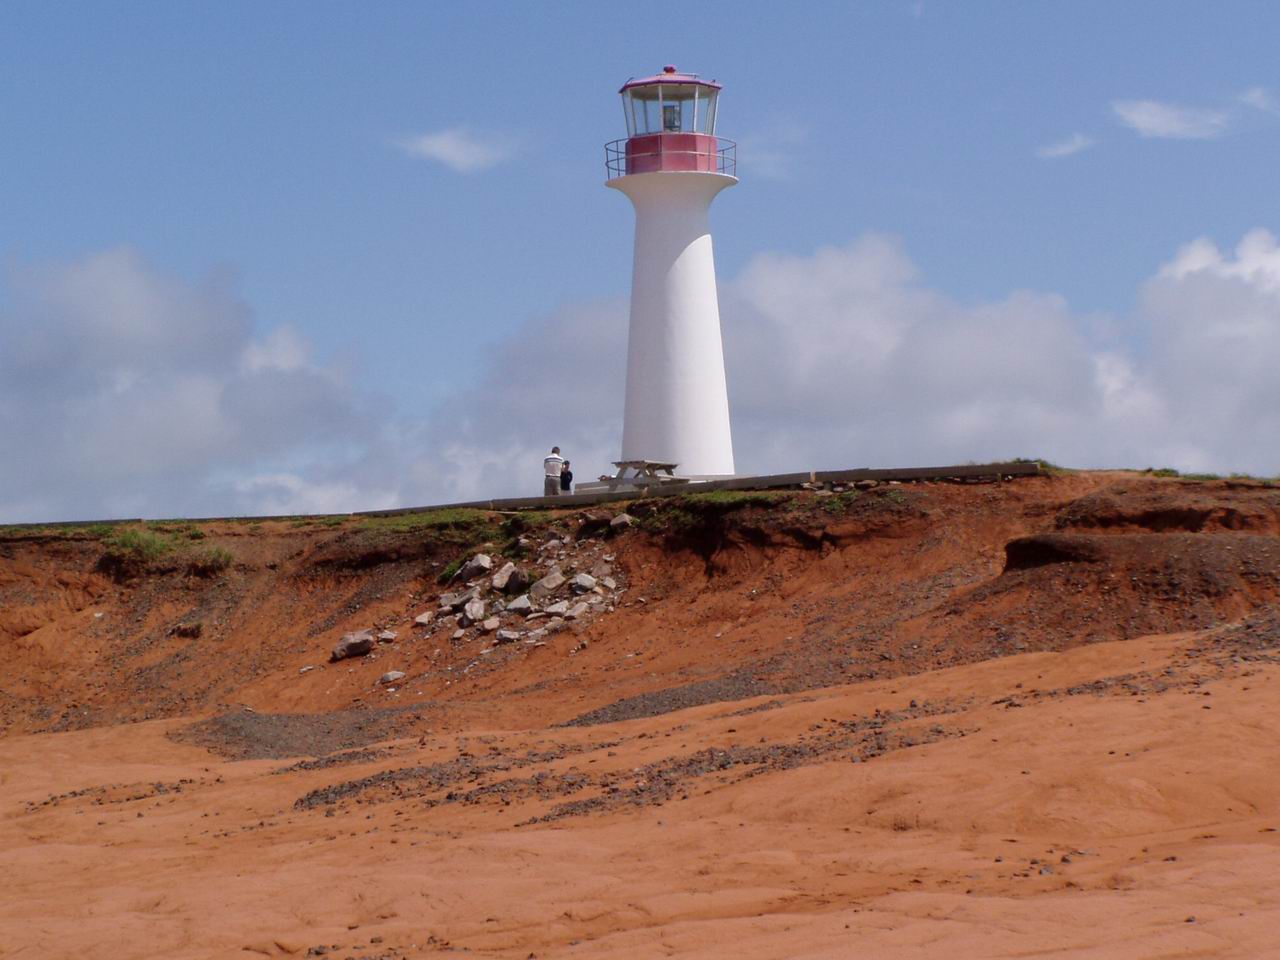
2, 2, 1279, 520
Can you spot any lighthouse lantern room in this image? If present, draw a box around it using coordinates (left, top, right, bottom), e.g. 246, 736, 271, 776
605, 66, 738, 479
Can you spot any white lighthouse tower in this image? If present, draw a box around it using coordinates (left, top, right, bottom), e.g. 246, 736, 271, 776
606, 66, 737, 478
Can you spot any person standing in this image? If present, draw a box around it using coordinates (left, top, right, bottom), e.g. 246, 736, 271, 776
560, 460, 574, 495
543, 446, 564, 496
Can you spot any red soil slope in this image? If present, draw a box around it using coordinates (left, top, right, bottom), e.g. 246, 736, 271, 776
3, 472, 1279, 959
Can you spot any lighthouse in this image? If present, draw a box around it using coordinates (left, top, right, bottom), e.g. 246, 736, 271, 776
606, 66, 737, 478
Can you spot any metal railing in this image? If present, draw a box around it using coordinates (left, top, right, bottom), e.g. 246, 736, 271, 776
605, 138, 737, 179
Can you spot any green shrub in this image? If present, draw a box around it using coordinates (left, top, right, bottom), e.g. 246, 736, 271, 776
186, 546, 233, 575
437, 557, 464, 584
103, 529, 175, 564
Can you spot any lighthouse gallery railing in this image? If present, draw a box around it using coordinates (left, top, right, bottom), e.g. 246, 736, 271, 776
605, 138, 737, 179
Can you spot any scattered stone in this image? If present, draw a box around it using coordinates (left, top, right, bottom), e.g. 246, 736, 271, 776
451, 629, 465, 641
413, 611, 434, 627
481, 617, 500, 633
855, 480, 876, 490
610, 513, 636, 531
504, 566, 532, 594
541, 539, 563, 552
330, 630, 373, 662
379, 670, 406, 684
545, 600, 570, 616
602, 576, 617, 591
298, 665, 317, 675
571, 573, 597, 594
566, 602, 590, 620
454, 553, 493, 582
526, 629, 547, 642
439, 587, 479, 611
462, 598, 487, 625
377, 629, 397, 643
495, 629, 522, 644
506, 594, 533, 615
530, 569, 566, 602
491, 561, 517, 591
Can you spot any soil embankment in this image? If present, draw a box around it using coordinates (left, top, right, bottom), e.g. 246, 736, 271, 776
3, 472, 1280, 958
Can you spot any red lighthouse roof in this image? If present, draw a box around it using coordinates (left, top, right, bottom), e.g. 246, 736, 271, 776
619, 65, 721, 93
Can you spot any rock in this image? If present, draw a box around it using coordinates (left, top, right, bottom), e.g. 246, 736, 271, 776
855, 480, 877, 490
545, 600, 570, 616
462, 598, 487, 626
602, 576, 617, 591
491, 561, 517, 592
495, 629, 521, 644
330, 630, 373, 662
454, 553, 493, 583
504, 566, 531, 594
377, 629, 397, 643
451, 629, 465, 641
530, 569, 566, 602
590, 560, 615, 579
566, 602, 590, 620
609, 513, 636, 531
413, 611, 434, 627
439, 586, 479, 611
570, 573, 597, 594
526, 628, 547, 642
298, 665, 317, 675
379, 670, 406, 684
481, 617, 500, 633
506, 594, 533, 615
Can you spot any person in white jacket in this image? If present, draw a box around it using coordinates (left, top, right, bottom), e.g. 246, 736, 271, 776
543, 447, 564, 496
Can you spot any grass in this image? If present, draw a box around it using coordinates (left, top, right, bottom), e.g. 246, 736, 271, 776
102, 528, 176, 564
185, 546, 234, 575
358, 508, 492, 534
679, 490, 791, 508
99, 527, 235, 577
436, 557, 465, 585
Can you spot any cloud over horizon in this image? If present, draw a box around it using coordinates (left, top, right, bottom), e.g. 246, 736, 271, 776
2, 230, 1279, 523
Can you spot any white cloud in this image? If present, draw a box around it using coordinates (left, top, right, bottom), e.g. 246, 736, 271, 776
6, 229, 1280, 522
1036, 133, 1096, 159
395, 127, 507, 173
0, 249, 379, 521
1034, 133, 1095, 160
1112, 99, 1230, 139
1239, 87, 1276, 113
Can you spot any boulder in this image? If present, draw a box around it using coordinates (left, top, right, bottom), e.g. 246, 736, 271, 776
544, 600, 570, 616
379, 670, 406, 684
491, 561, 517, 591
506, 594, 533, 615
461, 598, 487, 626
495, 629, 522, 644
439, 586, 480, 611
330, 630, 373, 662
454, 553, 493, 583
505, 566, 531, 594
413, 611, 434, 627
565, 602, 590, 620
609, 513, 636, 531
570, 573, 597, 594
530, 569, 566, 602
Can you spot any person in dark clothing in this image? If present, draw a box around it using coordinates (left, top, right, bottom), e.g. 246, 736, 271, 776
560, 460, 574, 494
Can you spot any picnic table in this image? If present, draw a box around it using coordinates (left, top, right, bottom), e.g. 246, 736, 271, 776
591, 460, 691, 492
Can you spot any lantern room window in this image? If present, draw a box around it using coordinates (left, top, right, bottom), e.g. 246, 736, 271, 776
620, 70, 720, 137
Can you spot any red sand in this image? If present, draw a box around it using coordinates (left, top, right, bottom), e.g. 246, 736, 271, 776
3, 473, 1279, 958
